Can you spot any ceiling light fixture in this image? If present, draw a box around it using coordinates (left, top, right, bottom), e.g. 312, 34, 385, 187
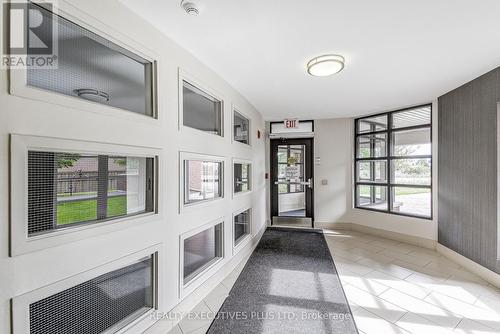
307, 54, 345, 77
181, 0, 204, 16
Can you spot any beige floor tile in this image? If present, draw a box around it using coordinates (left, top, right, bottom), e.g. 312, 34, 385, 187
178, 301, 213, 334
353, 307, 410, 334
343, 284, 407, 323
424, 292, 500, 331
379, 288, 462, 328
379, 249, 433, 267
364, 270, 431, 299
454, 318, 500, 334
340, 270, 390, 296
203, 283, 229, 312
166, 325, 183, 334
356, 258, 413, 280
396, 312, 456, 334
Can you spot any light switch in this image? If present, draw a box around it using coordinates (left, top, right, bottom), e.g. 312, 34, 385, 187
321, 179, 328, 185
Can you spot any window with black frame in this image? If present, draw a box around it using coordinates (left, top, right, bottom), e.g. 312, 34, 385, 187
354, 105, 432, 219
277, 145, 305, 194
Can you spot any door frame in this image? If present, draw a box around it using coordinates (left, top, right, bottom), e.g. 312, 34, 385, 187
270, 137, 314, 227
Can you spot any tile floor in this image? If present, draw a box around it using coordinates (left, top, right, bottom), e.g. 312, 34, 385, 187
167, 229, 500, 334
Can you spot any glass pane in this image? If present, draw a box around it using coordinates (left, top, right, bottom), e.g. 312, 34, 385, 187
183, 81, 222, 136
234, 111, 249, 144
356, 160, 387, 183
357, 133, 387, 158
391, 159, 431, 186
234, 163, 251, 193
392, 187, 431, 217
357, 115, 388, 133
356, 185, 388, 211
184, 223, 223, 282
27, 3, 154, 116
185, 160, 223, 204
28, 151, 153, 236
234, 209, 251, 245
392, 106, 431, 129
392, 128, 431, 156
277, 146, 288, 163
29, 256, 153, 334
278, 183, 288, 194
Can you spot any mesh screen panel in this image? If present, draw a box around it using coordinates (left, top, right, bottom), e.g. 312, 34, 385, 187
29, 256, 153, 334
26, 2, 153, 116
27, 151, 154, 236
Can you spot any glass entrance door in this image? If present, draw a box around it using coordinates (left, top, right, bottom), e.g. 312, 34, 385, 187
270, 138, 314, 227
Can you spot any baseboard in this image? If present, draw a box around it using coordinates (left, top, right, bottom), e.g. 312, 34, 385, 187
436, 243, 500, 289
143, 223, 267, 334
317, 222, 436, 250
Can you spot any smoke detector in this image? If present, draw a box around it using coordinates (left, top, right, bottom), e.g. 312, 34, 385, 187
181, 0, 204, 16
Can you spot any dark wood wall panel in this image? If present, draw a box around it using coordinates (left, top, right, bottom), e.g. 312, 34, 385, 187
438, 67, 500, 274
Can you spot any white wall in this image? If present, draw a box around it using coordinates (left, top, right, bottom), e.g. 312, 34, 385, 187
0, 1, 266, 333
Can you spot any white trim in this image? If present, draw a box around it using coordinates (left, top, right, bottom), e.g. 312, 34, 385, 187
179, 151, 225, 213
232, 158, 253, 198
177, 68, 225, 138
232, 207, 252, 255
436, 243, 500, 290
179, 217, 225, 299
11, 244, 163, 334
10, 134, 161, 256
232, 105, 252, 147
8, 0, 159, 123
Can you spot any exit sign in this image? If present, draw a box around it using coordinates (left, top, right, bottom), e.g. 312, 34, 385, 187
284, 119, 299, 129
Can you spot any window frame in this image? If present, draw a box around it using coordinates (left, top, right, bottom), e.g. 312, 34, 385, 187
232, 107, 251, 146
9, 0, 159, 121
232, 158, 253, 197
179, 218, 225, 298
10, 134, 159, 256
11, 244, 162, 334
354, 104, 433, 220
277, 145, 306, 194
179, 152, 225, 212
232, 207, 252, 254
178, 70, 225, 138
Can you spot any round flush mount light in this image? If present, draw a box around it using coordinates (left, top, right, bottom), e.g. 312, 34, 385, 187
181, 0, 204, 15
307, 54, 345, 77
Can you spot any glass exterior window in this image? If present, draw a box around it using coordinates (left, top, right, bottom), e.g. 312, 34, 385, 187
183, 81, 222, 136
27, 151, 155, 236
355, 105, 432, 218
184, 160, 223, 204
234, 111, 250, 145
234, 163, 251, 194
234, 209, 251, 246
183, 223, 223, 283
27, 3, 155, 117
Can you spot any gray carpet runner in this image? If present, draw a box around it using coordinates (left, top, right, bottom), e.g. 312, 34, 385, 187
207, 228, 358, 334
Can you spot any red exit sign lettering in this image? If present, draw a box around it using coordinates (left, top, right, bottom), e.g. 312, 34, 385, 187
284, 119, 299, 129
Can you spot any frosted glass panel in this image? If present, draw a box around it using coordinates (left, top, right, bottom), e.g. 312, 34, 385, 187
184, 223, 223, 283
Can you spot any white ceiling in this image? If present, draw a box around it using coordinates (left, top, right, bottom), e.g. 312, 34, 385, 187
120, 0, 500, 120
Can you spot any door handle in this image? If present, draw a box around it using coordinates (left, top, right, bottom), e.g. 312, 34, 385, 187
274, 179, 313, 188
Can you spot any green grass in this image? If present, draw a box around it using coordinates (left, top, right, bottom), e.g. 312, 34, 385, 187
359, 187, 428, 197
57, 196, 127, 225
